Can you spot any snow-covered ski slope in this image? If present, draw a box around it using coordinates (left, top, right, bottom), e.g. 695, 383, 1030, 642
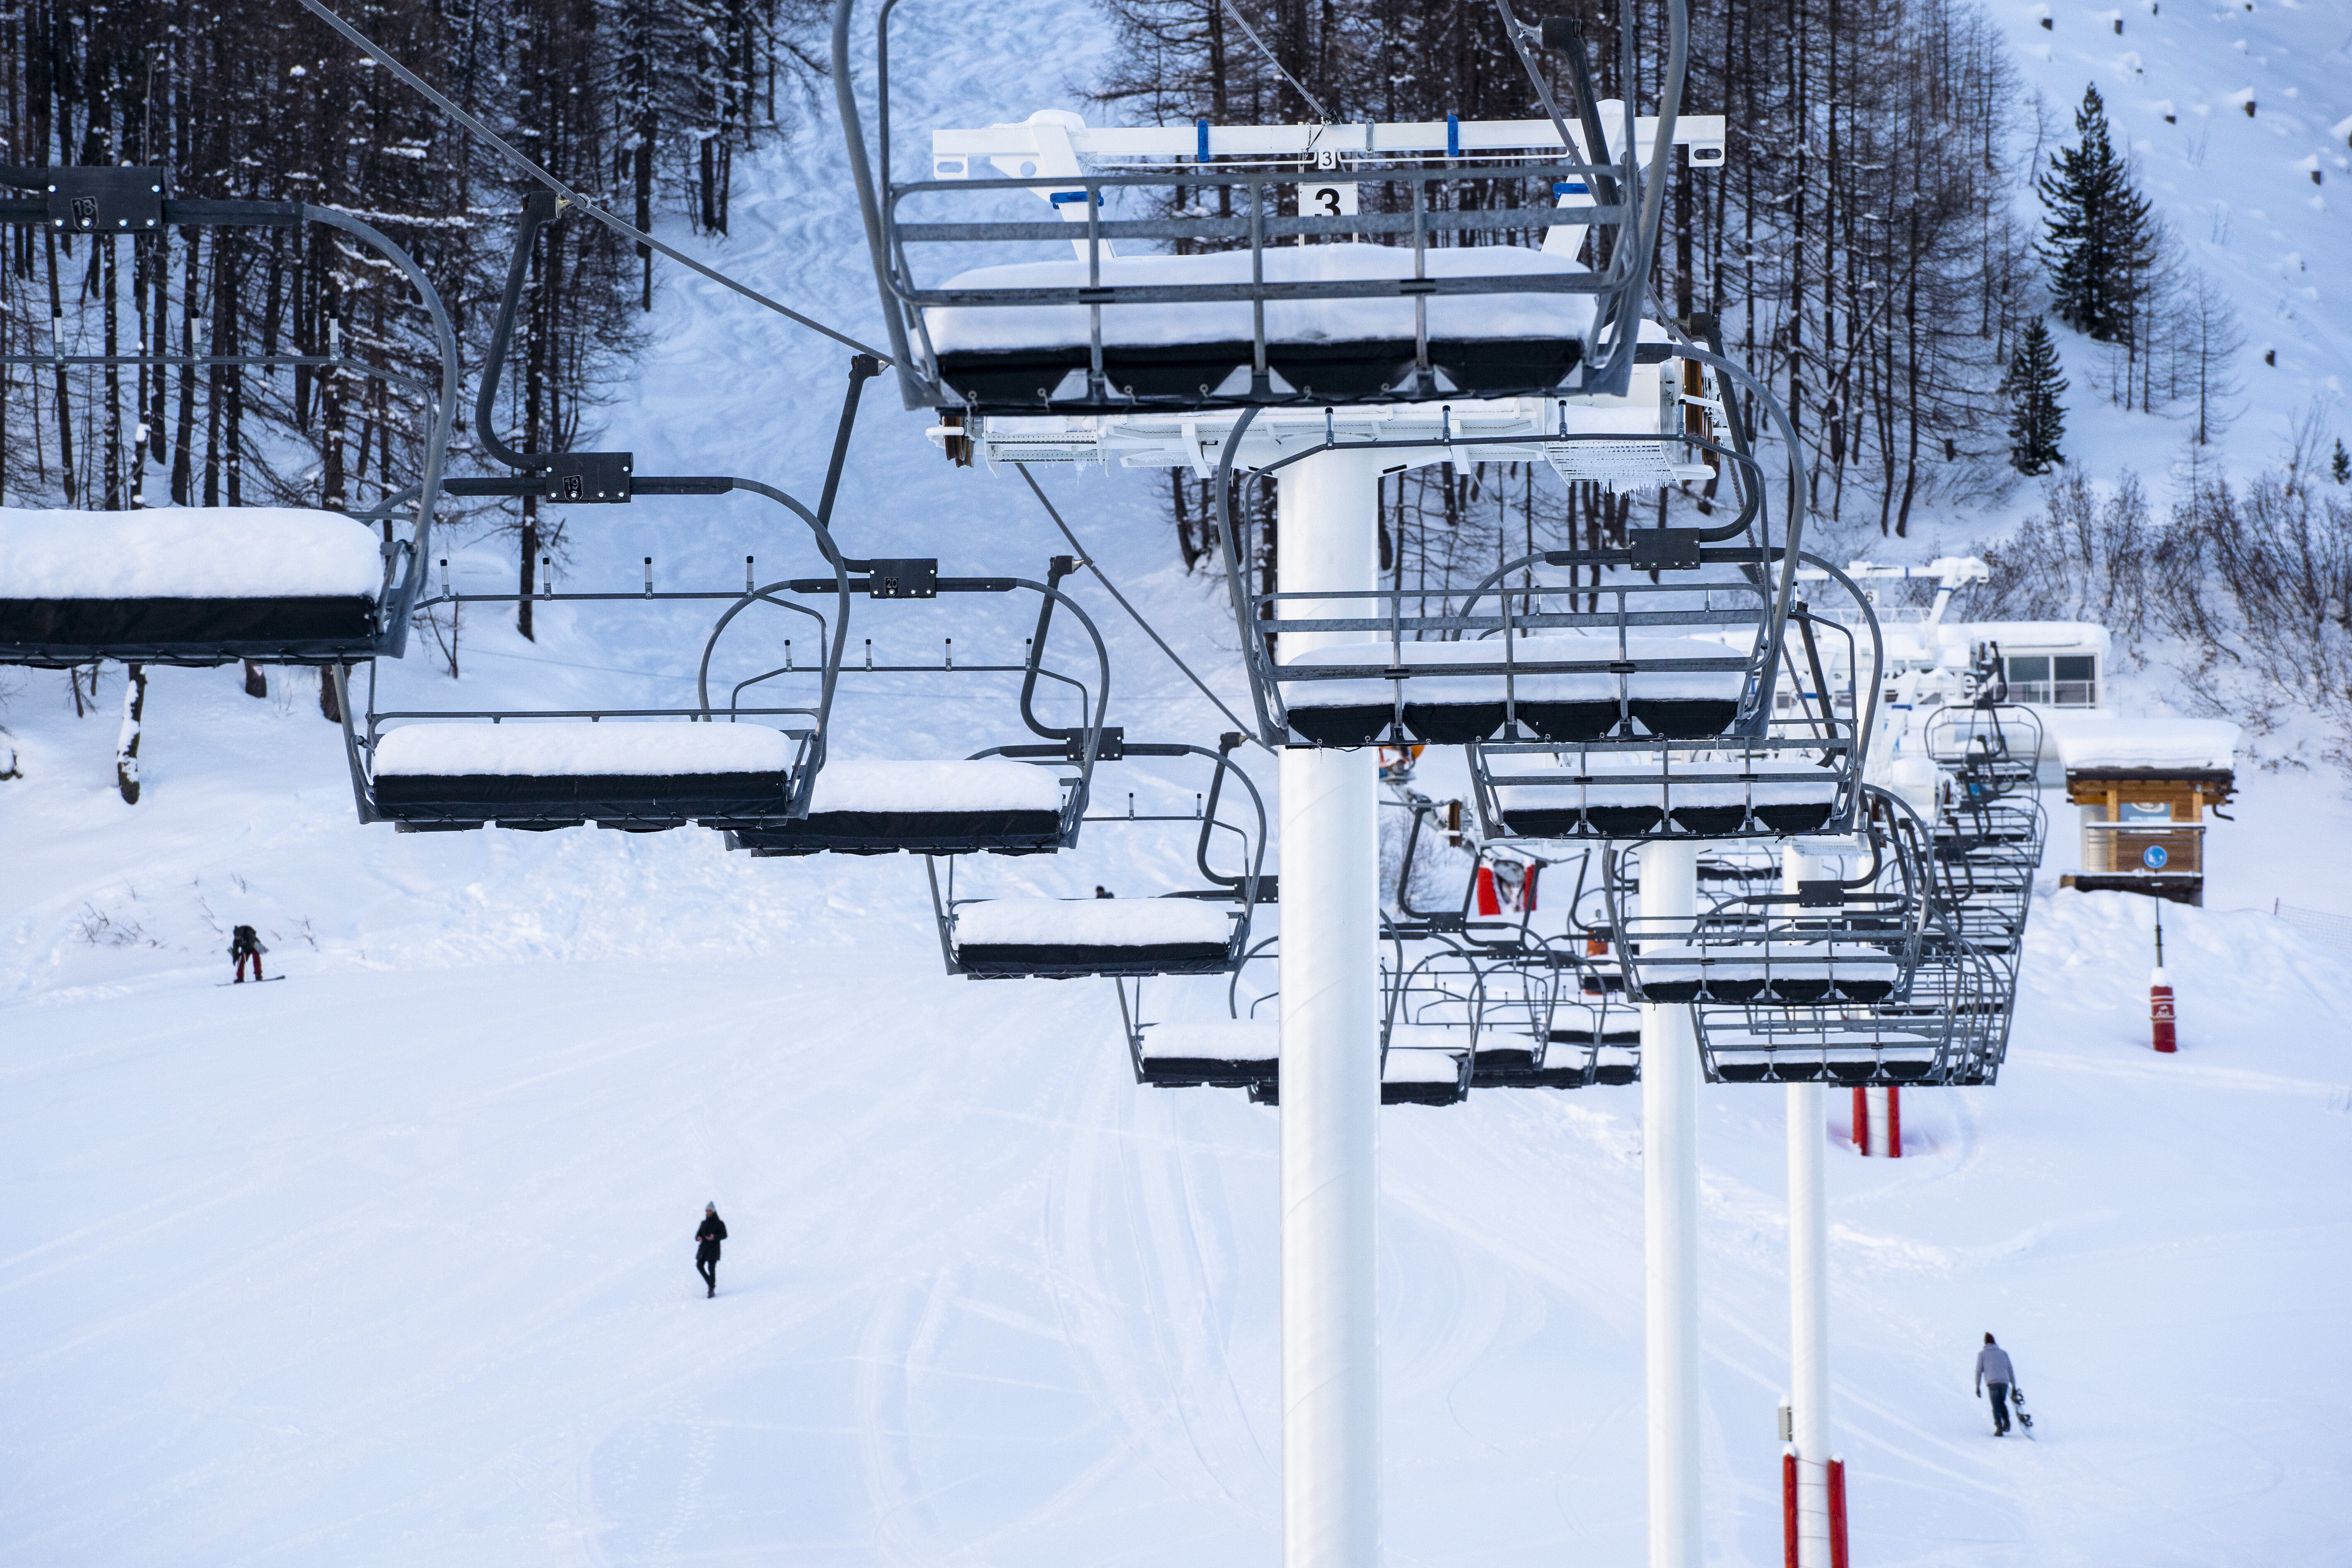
2000, 0, 2352, 486
5, 0, 2352, 1563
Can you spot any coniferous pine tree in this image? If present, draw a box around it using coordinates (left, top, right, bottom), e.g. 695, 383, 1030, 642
2331, 438, 2350, 486
2008, 319, 2068, 476
2037, 85, 2155, 343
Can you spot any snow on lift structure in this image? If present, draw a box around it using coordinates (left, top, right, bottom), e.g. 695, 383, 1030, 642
722, 554, 1114, 857
835, 0, 1726, 420
929, 736, 1268, 977
0, 168, 458, 667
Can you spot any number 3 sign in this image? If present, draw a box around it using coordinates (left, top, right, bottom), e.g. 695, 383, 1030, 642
1297, 180, 1358, 217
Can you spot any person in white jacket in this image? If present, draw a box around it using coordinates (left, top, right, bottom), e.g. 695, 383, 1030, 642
1975, 1332, 2020, 1435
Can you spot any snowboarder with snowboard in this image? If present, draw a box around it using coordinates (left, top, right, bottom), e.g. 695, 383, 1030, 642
229, 925, 267, 983
695, 1204, 727, 1298
1975, 1332, 2021, 1435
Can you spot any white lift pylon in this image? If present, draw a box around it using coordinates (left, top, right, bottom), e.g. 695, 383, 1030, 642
1782, 844, 1836, 1568
870, 64, 1743, 1565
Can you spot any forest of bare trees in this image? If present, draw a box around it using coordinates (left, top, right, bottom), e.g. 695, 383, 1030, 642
0, 0, 819, 565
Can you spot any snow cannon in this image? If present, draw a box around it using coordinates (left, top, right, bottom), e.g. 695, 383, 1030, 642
2150, 967, 2177, 1053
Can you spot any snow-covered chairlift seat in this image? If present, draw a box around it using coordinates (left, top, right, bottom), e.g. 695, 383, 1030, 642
1547, 1004, 1645, 1087
1277, 632, 1750, 749
950, 896, 1241, 978
1490, 752, 1846, 841
1379, 1025, 1476, 1106
369, 721, 796, 829
1133, 1020, 1280, 1090
1627, 940, 1899, 1005
727, 757, 1071, 856
0, 507, 388, 666
1249, 1029, 1473, 1106
928, 244, 1599, 407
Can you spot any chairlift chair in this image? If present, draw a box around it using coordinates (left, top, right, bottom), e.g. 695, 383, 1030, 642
931, 739, 1268, 977
1120, 933, 1283, 1092
1697, 934, 2014, 1087
1603, 786, 1933, 1012
1540, 989, 1646, 1087
1462, 555, 1881, 846
0, 171, 458, 668
1119, 932, 1475, 1105
835, 0, 1719, 416
722, 556, 1113, 856
339, 515, 851, 831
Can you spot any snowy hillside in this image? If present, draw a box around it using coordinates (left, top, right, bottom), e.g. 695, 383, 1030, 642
5, 0, 2352, 1564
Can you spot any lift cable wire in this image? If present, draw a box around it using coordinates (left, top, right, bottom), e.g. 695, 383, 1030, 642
1017, 467, 1274, 754
292, 0, 891, 365
1217, 0, 1336, 128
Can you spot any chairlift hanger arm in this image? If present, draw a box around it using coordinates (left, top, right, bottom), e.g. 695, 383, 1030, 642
1539, 11, 1624, 219
1017, 468, 1272, 755
1489, 0, 1583, 191
473, 191, 561, 471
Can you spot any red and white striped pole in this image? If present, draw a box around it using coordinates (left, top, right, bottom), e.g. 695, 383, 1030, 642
1850, 1087, 1903, 1157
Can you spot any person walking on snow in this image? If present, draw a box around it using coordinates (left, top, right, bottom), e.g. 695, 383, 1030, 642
695, 1204, 727, 1298
229, 925, 267, 983
1976, 1332, 2021, 1435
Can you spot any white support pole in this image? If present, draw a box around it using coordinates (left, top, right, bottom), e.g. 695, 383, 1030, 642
1277, 447, 1384, 1568
1639, 838, 1703, 1568
1783, 846, 1833, 1568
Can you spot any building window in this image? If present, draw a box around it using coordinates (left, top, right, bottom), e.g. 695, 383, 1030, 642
2004, 653, 2098, 707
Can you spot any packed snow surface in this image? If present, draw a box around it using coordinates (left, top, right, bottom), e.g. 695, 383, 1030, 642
6, 0, 2352, 1560
0, 506, 384, 599
804, 757, 1065, 813
372, 721, 796, 778
2049, 718, 2239, 773
929, 243, 1596, 351
954, 896, 1236, 948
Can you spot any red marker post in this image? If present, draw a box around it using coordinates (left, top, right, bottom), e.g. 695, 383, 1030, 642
1826, 1456, 1851, 1568
2150, 901, 2177, 1053
1781, 1450, 1799, 1568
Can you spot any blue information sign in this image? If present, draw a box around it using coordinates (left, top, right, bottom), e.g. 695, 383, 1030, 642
2142, 843, 2169, 871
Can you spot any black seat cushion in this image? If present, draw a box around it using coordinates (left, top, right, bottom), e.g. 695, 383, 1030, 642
1, 594, 377, 663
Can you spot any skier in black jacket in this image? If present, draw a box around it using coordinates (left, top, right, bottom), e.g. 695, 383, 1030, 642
695, 1204, 727, 1298
229, 925, 267, 983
